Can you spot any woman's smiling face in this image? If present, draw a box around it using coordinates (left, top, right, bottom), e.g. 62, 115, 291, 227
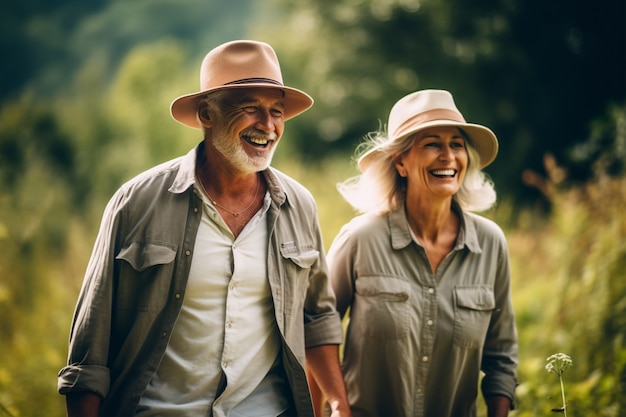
394, 126, 468, 199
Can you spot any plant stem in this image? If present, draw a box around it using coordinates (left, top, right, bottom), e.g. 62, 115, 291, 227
559, 373, 567, 417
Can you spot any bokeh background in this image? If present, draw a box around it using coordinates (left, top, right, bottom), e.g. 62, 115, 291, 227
1, 1, 624, 416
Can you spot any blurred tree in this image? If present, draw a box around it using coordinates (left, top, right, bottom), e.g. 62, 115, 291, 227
262, 0, 626, 204
0, 0, 261, 103
0, 0, 109, 102
3, 0, 624, 204
0, 95, 79, 343
0, 1, 624, 415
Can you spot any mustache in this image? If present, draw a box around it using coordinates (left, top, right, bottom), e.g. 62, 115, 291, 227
241, 128, 277, 141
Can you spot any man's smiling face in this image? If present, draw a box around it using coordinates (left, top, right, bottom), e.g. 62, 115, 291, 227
209, 87, 286, 173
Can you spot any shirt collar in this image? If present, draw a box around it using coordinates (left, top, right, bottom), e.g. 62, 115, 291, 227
168, 142, 292, 209
389, 199, 482, 254
168, 145, 199, 194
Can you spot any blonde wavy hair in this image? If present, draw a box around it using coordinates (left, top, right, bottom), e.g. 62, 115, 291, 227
337, 129, 497, 214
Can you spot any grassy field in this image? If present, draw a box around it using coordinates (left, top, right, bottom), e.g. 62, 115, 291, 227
0, 155, 624, 417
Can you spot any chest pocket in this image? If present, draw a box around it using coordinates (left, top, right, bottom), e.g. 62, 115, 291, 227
453, 285, 495, 349
353, 276, 411, 339
280, 244, 319, 269
115, 241, 177, 311
279, 242, 319, 304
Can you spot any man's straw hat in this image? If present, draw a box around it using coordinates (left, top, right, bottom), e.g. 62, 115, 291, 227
171, 40, 313, 128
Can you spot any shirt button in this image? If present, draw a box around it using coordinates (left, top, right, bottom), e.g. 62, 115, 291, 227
185, 250, 191, 256
194, 207, 199, 213
422, 356, 429, 362
175, 293, 181, 299
428, 288, 435, 294
161, 331, 167, 338
427, 319, 434, 326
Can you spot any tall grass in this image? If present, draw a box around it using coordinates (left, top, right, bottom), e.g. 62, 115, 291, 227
286, 155, 626, 417
0, 155, 624, 416
502, 170, 626, 417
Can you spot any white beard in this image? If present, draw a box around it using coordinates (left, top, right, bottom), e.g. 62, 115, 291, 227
211, 126, 276, 174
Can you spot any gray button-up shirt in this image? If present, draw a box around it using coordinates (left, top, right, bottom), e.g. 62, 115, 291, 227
329, 203, 518, 417
57, 143, 343, 417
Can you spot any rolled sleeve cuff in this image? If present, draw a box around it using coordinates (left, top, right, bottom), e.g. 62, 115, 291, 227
304, 312, 343, 348
481, 373, 517, 409
58, 364, 111, 398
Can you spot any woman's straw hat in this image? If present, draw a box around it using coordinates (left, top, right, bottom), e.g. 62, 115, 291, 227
358, 89, 499, 171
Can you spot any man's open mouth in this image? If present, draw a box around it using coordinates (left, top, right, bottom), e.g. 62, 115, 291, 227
242, 132, 277, 148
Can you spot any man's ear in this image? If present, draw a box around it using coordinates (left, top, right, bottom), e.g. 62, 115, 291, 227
197, 103, 213, 127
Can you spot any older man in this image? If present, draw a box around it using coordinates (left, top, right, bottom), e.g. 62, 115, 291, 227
58, 40, 350, 417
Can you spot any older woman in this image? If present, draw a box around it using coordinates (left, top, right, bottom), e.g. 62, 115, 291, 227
328, 90, 518, 417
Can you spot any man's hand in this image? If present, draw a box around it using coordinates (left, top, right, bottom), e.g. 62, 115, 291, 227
66, 391, 101, 417
306, 345, 352, 417
486, 394, 512, 417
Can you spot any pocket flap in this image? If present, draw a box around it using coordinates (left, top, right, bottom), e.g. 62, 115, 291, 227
279, 241, 319, 268
280, 249, 319, 269
356, 277, 410, 301
455, 286, 495, 311
116, 242, 177, 272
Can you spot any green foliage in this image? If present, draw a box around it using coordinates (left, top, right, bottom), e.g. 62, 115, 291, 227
260, 0, 626, 204
280, 156, 626, 417
0, 219, 92, 417
1, 1, 625, 415
0, 95, 91, 416
0, 0, 262, 103
4, 0, 625, 204
493, 166, 626, 416
2, 151, 625, 416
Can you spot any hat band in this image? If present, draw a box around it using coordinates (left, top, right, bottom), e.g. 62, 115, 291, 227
224, 77, 284, 86
393, 109, 466, 138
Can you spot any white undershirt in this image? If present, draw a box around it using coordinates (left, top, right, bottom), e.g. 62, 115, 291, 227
136, 190, 289, 417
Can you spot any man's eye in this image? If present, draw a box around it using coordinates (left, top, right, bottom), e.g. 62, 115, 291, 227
241, 106, 258, 113
270, 109, 284, 117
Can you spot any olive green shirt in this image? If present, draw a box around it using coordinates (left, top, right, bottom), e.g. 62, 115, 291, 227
329, 203, 518, 417
58, 143, 343, 417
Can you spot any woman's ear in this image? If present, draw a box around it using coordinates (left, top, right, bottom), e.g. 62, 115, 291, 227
392, 154, 408, 177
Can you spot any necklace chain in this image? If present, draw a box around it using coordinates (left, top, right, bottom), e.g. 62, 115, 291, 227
197, 172, 260, 217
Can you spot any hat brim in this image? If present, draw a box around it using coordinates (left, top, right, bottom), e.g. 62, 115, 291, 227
358, 120, 499, 172
170, 84, 314, 129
